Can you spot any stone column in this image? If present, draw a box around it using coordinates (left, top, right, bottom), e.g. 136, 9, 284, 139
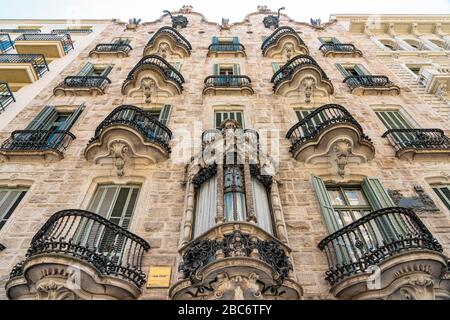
394, 37, 417, 51
419, 37, 444, 51
180, 181, 195, 247
270, 179, 288, 244
216, 164, 225, 224
243, 159, 256, 224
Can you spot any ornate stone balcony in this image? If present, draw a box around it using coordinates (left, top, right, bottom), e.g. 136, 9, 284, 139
6, 209, 150, 300
0, 129, 75, 162
382, 128, 450, 161
0, 34, 14, 53
343, 75, 400, 95
53, 76, 111, 96
89, 43, 133, 58
143, 26, 191, 58
85, 105, 172, 175
0, 54, 49, 91
319, 43, 363, 57
207, 43, 246, 58
203, 75, 254, 96
286, 104, 374, 174
122, 55, 184, 101
418, 66, 450, 99
271, 55, 333, 99
170, 223, 302, 300
0, 81, 15, 112
318, 207, 447, 299
14, 34, 73, 62
261, 26, 309, 59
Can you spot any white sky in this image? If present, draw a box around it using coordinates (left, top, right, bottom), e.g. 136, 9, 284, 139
0, 0, 449, 23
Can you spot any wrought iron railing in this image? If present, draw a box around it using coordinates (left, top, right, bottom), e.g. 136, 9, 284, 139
382, 129, 450, 153
0, 243, 5, 251
286, 104, 372, 154
271, 54, 329, 91
125, 55, 184, 91
9, 209, 150, 287
343, 75, 396, 90
208, 43, 245, 52
204, 75, 252, 89
261, 26, 306, 55
0, 54, 49, 77
90, 105, 172, 153
0, 29, 41, 34
319, 43, 360, 54
58, 76, 111, 90
146, 26, 191, 53
0, 130, 75, 156
0, 82, 15, 112
318, 207, 442, 285
91, 43, 132, 54
0, 34, 14, 53
51, 29, 93, 34
15, 33, 74, 53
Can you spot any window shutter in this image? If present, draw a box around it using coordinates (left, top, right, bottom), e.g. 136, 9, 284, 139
77, 62, 94, 76
433, 186, 450, 211
213, 64, 220, 75
354, 64, 370, 75
332, 37, 341, 44
58, 104, 85, 132
271, 62, 280, 73
158, 104, 172, 126
215, 112, 223, 128
232, 64, 240, 75
262, 36, 268, 42
0, 189, 26, 230
100, 64, 113, 77
361, 177, 395, 210
25, 106, 58, 130
312, 176, 341, 233
173, 62, 182, 72
212, 36, 219, 45
335, 63, 350, 77
232, 36, 239, 45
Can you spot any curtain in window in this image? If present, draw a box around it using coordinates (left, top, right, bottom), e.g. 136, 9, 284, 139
193, 176, 217, 237
224, 165, 247, 222
252, 178, 273, 235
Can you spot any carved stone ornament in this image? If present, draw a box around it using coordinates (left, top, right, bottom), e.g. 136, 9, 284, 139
110, 140, 129, 177
333, 140, 352, 177
282, 42, 295, 61
141, 77, 156, 103
257, 5, 271, 14
164, 10, 188, 29
301, 77, 316, 103
156, 42, 170, 59
35, 280, 77, 300
179, 5, 193, 14
220, 18, 231, 31
388, 186, 439, 213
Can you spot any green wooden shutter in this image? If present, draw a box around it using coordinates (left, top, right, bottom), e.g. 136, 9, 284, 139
77, 62, 94, 76
25, 106, 58, 130
335, 63, 350, 77
433, 186, 450, 211
212, 36, 219, 45
332, 37, 341, 44
312, 176, 341, 233
58, 104, 85, 132
0, 188, 27, 230
375, 111, 412, 130
232, 64, 240, 75
173, 62, 182, 72
361, 177, 395, 210
232, 36, 239, 45
213, 64, 220, 75
158, 104, 172, 126
100, 64, 113, 77
271, 62, 280, 73
354, 64, 370, 75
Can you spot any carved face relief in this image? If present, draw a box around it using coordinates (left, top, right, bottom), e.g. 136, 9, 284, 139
301, 77, 316, 103
332, 140, 352, 177
110, 141, 129, 177
141, 77, 156, 104
35, 281, 77, 300
282, 43, 295, 60
157, 42, 170, 59
212, 273, 263, 300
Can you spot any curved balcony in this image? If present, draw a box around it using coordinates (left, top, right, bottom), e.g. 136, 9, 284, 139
319, 43, 363, 57
207, 43, 246, 58
85, 105, 172, 171
144, 26, 191, 58
0, 81, 15, 112
318, 207, 446, 299
0, 54, 49, 91
0, 130, 75, 162
203, 75, 254, 96
286, 104, 374, 168
382, 128, 450, 161
271, 55, 333, 98
89, 43, 132, 58
344, 75, 400, 95
122, 55, 184, 100
53, 76, 111, 97
261, 26, 309, 58
14, 34, 73, 62
170, 223, 303, 300
6, 209, 150, 300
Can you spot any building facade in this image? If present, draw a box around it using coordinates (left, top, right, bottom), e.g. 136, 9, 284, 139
0, 6, 449, 300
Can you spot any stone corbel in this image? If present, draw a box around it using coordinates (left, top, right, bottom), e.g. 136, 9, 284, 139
435, 81, 448, 101
141, 77, 156, 104
35, 280, 77, 300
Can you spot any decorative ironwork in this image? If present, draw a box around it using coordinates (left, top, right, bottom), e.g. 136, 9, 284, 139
124, 54, 184, 91
0, 243, 5, 251
286, 104, 372, 155
0, 82, 15, 112
89, 105, 172, 153
271, 54, 330, 91
317, 207, 443, 285
208, 43, 245, 52
382, 128, 450, 153
15, 33, 74, 53
179, 229, 292, 284
51, 29, 92, 34
388, 186, 439, 213
0, 34, 14, 53
192, 164, 217, 189
0, 130, 75, 157
0, 29, 41, 34
146, 26, 191, 53
261, 26, 306, 55
9, 209, 150, 287
91, 43, 132, 54
163, 10, 188, 29
319, 43, 361, 55
343, 75, 397, 91
263, 7, 285, 29
0, 54, 49, 77
204, 75, 252, 89
57, 76, 111, 91
250, 164, 273, 190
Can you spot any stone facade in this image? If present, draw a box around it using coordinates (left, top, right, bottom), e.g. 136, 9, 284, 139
0, 7, 449, 300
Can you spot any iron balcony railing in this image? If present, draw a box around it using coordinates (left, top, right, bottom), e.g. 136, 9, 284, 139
319, 43, 360, 54
318, 207, 442, 285
51, 29, 93, 34
204, 75, 252, 89
0, 130, 75, 157
90, 105, 172, 153
0, 29, 41, 34
208, 43, 245, 52
271, 54, 330, 91
146, 26, 192, 53
9, 209, 150, 288
92, 43, 132, 54
343, 75, 396, 90
0, 34, 14, 53
382, 128, 450, 153
286, 104, 372, 154
15, 33, 74, 53
261, 26, 306, 55
125, 54, 184, 91
0, 82, 15, 112
0, 243, 5, 251
0, 54, 49, 78
59, 76, 111, 90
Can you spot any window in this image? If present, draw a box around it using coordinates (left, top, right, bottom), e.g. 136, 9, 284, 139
77, 62, 113, 77
0, 188, 27, 230
224, 164, 247, 222
212, 36, 240, 46
336, 64, 370, 77
295, 109, 314, 121
113, 38, 131, 45
26, 105, 84, 132
375, 110, 413, 130
319, 37, 340, 44
215, 110, 244, 128
432, 185, 450, 211
213, 64, 240, 76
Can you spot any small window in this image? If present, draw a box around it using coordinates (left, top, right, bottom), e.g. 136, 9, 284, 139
0, 188, 27, 230
432, 185, 450, 211
219, 66, 234, 76
336, 64, 370, 77
215, 111, 244, 128
113, 38, 131, 45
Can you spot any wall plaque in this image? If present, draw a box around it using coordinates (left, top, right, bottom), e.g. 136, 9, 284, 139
147, 266, 172, 288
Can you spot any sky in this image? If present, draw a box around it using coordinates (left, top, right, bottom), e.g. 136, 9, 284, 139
0, 0, 449, 23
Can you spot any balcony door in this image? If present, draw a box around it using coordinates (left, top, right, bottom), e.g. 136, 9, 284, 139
376, 110, 418, 148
